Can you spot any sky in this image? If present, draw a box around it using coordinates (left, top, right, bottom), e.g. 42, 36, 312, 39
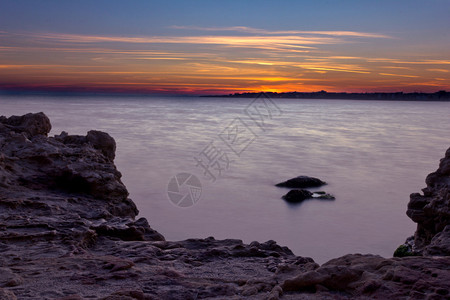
0, 0, 449, 94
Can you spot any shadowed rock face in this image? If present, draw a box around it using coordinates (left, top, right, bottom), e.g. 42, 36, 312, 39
0, 112, 51, 138
407, 148, 450, 255
1, 113, 449, 299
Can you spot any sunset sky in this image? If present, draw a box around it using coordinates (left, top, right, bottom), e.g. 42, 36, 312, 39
0, 0, 449, 94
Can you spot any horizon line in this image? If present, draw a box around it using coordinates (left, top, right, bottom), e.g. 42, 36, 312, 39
1, 87, 448, 97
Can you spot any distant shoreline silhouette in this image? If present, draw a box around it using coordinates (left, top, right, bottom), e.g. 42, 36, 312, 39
204, 90, 450, 101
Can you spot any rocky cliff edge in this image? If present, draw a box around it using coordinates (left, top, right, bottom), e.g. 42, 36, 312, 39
0, 113, 449, 299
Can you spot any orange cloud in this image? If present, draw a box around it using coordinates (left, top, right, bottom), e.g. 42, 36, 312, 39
0, 27, 448, 94
170, 25, 392, 38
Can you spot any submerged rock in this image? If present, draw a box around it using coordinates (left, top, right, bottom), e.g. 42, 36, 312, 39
276, 175, 326, 188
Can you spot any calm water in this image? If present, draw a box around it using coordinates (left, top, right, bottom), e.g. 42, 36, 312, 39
1, 95, 449, 263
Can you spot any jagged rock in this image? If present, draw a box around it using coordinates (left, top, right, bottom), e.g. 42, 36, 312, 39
1, 113, 450, 299
276, 176, 326, 188
93, 217, 165, 241
86, 130, 116, 161
0, 112, 51, 138
406, 147, 450, 254
279, 254, 450, 298
424, 225, 450, 256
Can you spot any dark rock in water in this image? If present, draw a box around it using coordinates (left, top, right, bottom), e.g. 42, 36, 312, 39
2, 113, 450, 300
282, 189, 313, 203
282, 190, 335, 203
276, 176, 326, 188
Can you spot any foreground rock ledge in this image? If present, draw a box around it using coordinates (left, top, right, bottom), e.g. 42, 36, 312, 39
0, 113, 449, 300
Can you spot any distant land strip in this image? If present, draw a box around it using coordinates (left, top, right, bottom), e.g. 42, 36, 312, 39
204, 90, 450, 101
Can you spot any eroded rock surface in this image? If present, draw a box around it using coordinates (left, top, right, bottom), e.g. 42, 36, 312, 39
1, 113, 449, 299
406, 147, 450, 255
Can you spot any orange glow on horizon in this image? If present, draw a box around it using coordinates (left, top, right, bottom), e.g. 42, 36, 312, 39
0, 28, 449, 94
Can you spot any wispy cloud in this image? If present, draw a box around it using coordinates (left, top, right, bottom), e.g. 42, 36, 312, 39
427, 68, 449, 73
379, 73, 419, 78
170, 25, 392, 38
33, 32, 339, 48
0, 27, 448, 94
367, 58, 450, 65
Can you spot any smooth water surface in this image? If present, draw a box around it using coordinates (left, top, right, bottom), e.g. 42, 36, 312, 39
2, 95, 449, 263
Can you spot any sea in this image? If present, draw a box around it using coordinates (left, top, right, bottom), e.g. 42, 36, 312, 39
1, 94, 449, 264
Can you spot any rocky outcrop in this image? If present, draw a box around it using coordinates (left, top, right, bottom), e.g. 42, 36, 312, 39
1, 113, 449, 299
407, 147, 450, 255
278, 254, 450, 299
0, 112, 51, 138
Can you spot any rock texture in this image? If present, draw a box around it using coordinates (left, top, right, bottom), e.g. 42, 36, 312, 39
407, 147, 450, 256
1, 113, 449, 299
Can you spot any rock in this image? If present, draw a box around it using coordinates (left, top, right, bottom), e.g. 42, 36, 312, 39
424, 225, 450, 256
1, 113, 450, 299
276, 175, 326, 188
101, 289, 147, 300
0, 112, 51, 138
0, 268, 23, 288
93, 217, 165, 241
86, 130, 116, 161
0, 113, 307, 299
406, 147, 450, 254
280, 254, 450, 298
393, 236, 420, 257
282, 190, 335, 203
0, 288, 17, 300
282, 189, 313, 203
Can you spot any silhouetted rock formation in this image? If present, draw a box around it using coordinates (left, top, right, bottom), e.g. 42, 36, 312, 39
407, 147, 450, 255
1, 113, 449, 299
